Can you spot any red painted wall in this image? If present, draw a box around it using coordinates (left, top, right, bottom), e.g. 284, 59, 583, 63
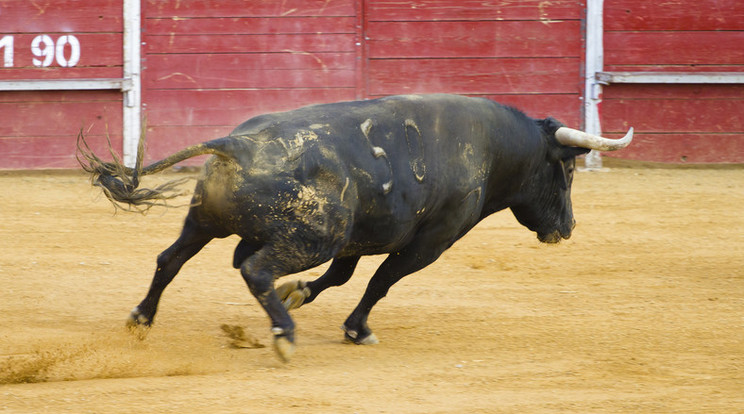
364, 0, 584, 127
601, 0, 744, 163
2, 0, 743, 168
0, 0, 124, 169
140, 0, 586, 163
140, 0, 359, 163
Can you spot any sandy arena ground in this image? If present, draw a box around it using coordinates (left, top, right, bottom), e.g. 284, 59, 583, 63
1, 164, 742, 413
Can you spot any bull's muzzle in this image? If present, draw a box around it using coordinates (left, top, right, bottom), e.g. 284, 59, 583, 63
538, 219, 575, 244
538, 231, 564, 244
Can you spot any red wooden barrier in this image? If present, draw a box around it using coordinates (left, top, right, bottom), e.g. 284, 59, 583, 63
0, 0, 124, 169
363, 0, 584, 131
602, 0, 744, 163
140, 0, 358, 163
3, 0, 741, 168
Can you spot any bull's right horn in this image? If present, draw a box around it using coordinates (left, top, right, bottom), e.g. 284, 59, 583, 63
554, 126, 634, 151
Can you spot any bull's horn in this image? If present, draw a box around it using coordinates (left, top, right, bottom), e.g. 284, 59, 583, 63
554, 127, 634, 151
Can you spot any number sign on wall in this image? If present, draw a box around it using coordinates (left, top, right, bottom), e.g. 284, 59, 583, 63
1, 34, 81, 68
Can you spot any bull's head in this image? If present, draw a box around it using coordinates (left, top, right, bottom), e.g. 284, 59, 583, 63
511, 117, 633, 243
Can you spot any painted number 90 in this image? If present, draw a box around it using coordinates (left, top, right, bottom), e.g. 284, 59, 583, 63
32, 35, 80, 67
0, 34, 81, 68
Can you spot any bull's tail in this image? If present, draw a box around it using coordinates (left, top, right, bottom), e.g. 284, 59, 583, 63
76, 128, 233, 212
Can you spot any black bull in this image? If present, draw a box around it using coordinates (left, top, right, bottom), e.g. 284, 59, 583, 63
79, 94, 632, 362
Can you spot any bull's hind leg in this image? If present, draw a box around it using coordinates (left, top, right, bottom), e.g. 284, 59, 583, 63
276, 256, 361, 310
342, 238, 450, 345
127, 217, 212, 335
240, 231, 342, 362
239, 245, 333, 363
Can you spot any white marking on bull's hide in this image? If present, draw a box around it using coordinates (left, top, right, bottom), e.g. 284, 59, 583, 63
360, 118, 394, 194
309, 123, 330, 130
463, 187, 483, 204
372, 146, 386, 158
382, 181, 392, 194
361, 119, 387, 158
360, 118, 373, 138
404, 118, 426, 182
340, 177, 350, 202
404, 118, 420, 134
460, 186, 484, 223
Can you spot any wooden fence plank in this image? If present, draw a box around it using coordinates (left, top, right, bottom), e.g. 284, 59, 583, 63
145, 33, 355, 54
605, 32, 744, 66
148, 52, 353, 72
601, 133, 744, 164
0, 0, 122, 33
367, 21, 581, 58
367, 0, 581, 21
143, 89, 357, 126
0, 100, 123, 137
0, 133, 123, 169
605, 0, 744, 31
147, 68, 355, 90
601, 98, 744, 133
368, 58, 581, 95
144, 0, 355, 18
145, 53, 355, 89
0, 91, 122, 169
602, 84, 744, 100
146, 16, 356, 35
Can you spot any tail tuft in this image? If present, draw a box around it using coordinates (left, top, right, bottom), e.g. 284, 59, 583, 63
76, 129, 193, 213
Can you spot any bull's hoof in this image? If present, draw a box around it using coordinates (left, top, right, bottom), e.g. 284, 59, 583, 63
275, 280, 311, 311
126, 307, 151, 340
272, 336, 296, 363
342, 325, 379, 345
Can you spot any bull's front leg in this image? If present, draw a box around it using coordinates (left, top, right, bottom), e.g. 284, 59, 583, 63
127, 220, 212, 338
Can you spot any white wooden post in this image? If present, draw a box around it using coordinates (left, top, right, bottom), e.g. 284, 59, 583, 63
122, 0, 142, 167
584, 0, 604, 169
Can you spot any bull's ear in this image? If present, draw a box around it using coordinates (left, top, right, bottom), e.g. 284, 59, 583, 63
536, 117, 564, 135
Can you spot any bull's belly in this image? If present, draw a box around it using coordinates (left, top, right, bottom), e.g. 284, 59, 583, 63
338, 218, 419, 256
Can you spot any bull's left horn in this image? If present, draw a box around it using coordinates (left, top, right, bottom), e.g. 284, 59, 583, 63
554, 127, 633, 151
